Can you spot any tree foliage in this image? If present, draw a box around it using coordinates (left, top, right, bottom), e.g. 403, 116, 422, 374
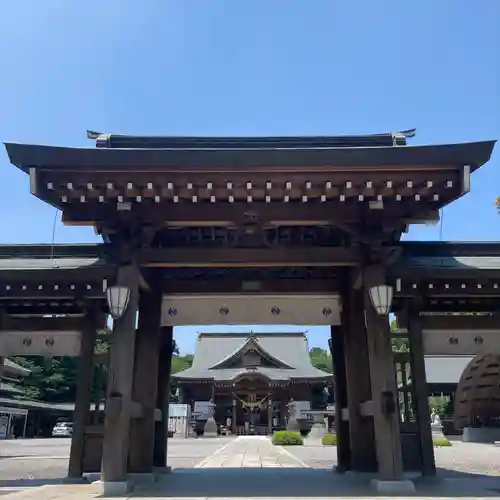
309, 347, 332, 373
171, 353, 193, 374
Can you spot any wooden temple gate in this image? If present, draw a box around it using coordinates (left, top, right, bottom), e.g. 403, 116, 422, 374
0, 130, 497, 493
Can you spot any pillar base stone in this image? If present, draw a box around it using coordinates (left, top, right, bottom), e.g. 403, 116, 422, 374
62, 476, 90, 484
371, 478, 415, 494
128, 473, 156, 485
98, 480, 131, 497
154, 466, 172, 480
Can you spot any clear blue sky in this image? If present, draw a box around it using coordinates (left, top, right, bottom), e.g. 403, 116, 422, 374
1, 1, 499, 354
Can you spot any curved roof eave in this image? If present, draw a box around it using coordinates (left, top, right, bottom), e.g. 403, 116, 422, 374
4, 140, 496, 174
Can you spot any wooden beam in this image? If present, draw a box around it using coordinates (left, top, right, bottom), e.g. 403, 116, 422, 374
162, 279, 337, 294
420, 314, 500, 330
61, 201, 439, 227
139, 247, 361, 268
0, 314, 97, 331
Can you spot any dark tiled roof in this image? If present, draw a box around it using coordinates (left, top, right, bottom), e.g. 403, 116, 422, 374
0, 397, 71, 411
3, 359, 30, 376
4, 140, 495, 173
0, 382, 23, 395
396, 242, 500, 273
173, 332, 330, 381
402, 255, 500, 271
0, 244, 110, 273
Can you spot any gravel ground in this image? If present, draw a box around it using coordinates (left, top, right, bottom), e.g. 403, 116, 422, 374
288, 441, 500, 478
0, 436, 234, 489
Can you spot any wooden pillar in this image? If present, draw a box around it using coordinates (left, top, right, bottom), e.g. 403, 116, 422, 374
128, 283, 163, 473
343, 276, 377, 472
101, 264, 140, 485
153, 326, 174, 468
0, 312, 5, 386
363, 267, 404, 480
329, 326, 350, 472
407, 302, 436, 476
68, 311, 99, 478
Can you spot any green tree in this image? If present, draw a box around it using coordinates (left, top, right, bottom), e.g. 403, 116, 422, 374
11, 355, 78, 402
171, 353, 193, 374
309, 347, 332, 373
390, 318, 409, 352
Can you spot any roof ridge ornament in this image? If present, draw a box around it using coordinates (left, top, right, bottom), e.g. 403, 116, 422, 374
392, 129, 417, 146
86, 130, 111, 148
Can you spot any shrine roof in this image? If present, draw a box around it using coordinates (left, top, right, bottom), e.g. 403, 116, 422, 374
4, 139, 495, 173
425, 356, 472, 385
86, 129, 417, 148
0, 244, 109, 272
394, 241, 500, 276
172, 331, 331, 381
3, 358, 30, 376
0, 382, 23, 395
0, 242, 498, 276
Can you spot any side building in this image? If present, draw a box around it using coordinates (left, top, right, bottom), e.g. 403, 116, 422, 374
0, 358, 31, 438
172, 332, 331, 435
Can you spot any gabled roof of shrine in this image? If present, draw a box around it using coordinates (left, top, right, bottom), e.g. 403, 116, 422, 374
209, 335, 294, 370
172, 332, 331, 382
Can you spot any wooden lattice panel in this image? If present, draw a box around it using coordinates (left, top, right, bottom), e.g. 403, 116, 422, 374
454, 354, 500, 429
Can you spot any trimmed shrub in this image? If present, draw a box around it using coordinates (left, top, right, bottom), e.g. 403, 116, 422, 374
433, 438, 452, 447
321, 433, 337, 446
271, 430, 304, 446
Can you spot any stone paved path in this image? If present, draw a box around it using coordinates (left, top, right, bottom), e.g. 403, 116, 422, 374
196, 435, 308, 468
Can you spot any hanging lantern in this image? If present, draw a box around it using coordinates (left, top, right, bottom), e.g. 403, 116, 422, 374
368, 284, 393, 316
106, 286, 131, 319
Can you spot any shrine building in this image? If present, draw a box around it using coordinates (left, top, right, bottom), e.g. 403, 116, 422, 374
173, 331, 331, 434
0, 129, 498, 494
